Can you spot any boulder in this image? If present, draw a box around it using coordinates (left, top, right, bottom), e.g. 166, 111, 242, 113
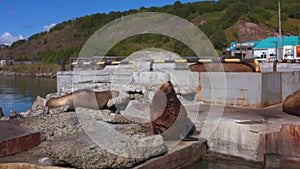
76, 107, 132, 124
106, 90, 130, 111
9, 110, 19, 119
283, 89, 300, 116
46, 133, 167, 169
32, 96, 47, 110
121, 99, 151, 124
38, 157, 54, 166
20, 111, 81, 141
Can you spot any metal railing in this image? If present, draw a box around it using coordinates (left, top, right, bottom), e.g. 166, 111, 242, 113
71, 57, 137, 72
70, 56, 260, 73
150, 58, 260, 72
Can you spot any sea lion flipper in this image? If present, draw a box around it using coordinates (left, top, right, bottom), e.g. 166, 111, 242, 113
150, 90, 167, 121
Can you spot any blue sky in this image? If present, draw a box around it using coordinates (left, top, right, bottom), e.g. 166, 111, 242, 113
0, 0, 201, 46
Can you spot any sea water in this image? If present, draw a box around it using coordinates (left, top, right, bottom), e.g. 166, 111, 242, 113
0, 76, 56, 116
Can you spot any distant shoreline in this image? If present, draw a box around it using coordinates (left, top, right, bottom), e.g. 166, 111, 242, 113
0, 70, 57, 78
0, 63, 70, 78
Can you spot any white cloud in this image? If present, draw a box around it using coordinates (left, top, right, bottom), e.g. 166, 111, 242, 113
43, 23, 56, 32
0, 32, 24, 46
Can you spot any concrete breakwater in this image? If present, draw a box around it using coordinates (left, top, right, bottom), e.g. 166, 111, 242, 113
55, 53, 300, 168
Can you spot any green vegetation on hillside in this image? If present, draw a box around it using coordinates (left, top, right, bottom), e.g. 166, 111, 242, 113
2, 0, 300, 64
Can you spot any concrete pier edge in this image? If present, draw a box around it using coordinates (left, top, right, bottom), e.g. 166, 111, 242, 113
134, 139, 207, 169
0, 120, 41, 158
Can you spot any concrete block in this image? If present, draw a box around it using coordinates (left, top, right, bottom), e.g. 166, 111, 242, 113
0, 121, 41, 157
206, 119, 264, 162
132, 72, 169, 86
134, 141, 207, 169
57, 71, 73, 92
152, 63, 177, 71
281, 71, 300, 100
262, 72, 281, 106
111, 72, 133, 84
168, 71, 198, 90
198, 73, 262, 107
224, 73, 261, 91
199, 72, 228, 89
133, 61, 151, 72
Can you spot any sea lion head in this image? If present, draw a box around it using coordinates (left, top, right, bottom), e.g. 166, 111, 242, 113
159, 81, 175, 95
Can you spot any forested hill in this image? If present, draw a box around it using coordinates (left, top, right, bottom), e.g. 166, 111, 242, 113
1, 0, 300, 63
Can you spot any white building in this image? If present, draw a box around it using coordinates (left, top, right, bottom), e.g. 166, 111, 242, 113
0, 60, 7, 66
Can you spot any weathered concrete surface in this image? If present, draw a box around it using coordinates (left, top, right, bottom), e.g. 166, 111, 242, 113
134, 140, 207, 169
4, 101, 300, 168
196, 103, 300, 164
260, 62, 300, 72
0, 120, 41, 157
0, 163, 69, 169
0, 116, 166, 169
281, 71, 300, 100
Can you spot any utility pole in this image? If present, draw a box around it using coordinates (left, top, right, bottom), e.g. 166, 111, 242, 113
272, 41, 278, 60
272, 41, 278, 72
278, 0, 283, 60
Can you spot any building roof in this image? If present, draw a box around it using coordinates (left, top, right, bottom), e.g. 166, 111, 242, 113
253, 36, 299, 49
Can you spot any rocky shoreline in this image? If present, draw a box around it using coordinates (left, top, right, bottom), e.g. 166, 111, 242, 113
0, 84, 170, 168
3, 85, 300, 169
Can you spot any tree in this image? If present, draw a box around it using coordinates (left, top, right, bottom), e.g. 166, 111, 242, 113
210, 30, 227, 51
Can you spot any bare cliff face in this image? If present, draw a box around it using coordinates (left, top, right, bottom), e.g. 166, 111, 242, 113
237, 20, 278, 42
226, 20, 279, 43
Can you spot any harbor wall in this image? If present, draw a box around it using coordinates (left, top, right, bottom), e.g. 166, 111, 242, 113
57, 66, 300, 107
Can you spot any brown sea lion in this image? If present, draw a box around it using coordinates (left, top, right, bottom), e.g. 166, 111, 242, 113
150, 81, 196, 140
46, 89, 119, 111
283, 89, 300, 116
189, 62, 256, 72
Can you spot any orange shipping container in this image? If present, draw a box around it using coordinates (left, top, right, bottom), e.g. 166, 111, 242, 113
296, 45, 300, 58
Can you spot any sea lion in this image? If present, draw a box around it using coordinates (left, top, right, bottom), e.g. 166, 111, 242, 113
46, 89, 119, 111
150, 81, 196, 140
189, 62, 256, 72
283, 89, 300, 116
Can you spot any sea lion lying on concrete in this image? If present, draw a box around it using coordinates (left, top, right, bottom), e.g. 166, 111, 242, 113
189, 62, 256, 72
283, 89, 300, 116
150, 81, 196, 140
46, 89, 119, 111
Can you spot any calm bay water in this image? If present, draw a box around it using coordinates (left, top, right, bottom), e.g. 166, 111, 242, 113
0, 76, 57, 116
